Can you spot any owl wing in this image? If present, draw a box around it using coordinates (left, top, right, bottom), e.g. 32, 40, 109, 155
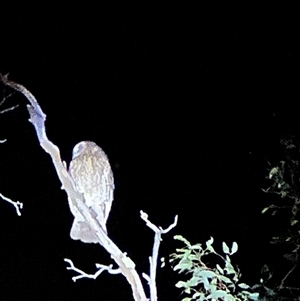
80, 155, 114, 229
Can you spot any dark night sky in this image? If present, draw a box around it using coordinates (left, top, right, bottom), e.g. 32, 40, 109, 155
0, 3, 298, 301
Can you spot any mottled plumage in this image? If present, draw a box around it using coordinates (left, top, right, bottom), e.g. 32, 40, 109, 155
68, 141, 114, 243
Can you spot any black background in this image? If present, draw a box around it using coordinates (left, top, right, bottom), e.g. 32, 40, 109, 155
0, 3, 298, 300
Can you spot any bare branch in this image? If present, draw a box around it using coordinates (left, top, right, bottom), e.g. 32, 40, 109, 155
140, 211, 178, 301
1, 86, 18, 141
278, 264, 297, 290
64, 258, 121, 282
0, 98, 22, 213
0, 88, 15, 107
0, 192, 23, 216
0, 104, 19, 114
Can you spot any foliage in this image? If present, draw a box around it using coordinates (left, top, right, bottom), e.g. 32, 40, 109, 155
261, 137, 300, 300
170, 235, 259, 301
262, 137, 300, 227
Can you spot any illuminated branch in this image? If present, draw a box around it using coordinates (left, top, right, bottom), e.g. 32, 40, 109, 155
141, 211, 178, 301
1, 74, 178, 301
0, 192, 23, 216
0, 73, 147, 301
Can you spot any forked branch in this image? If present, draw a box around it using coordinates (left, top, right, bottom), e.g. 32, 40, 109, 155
0, 74, 177, 301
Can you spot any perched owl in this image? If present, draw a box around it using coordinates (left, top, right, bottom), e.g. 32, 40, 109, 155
68, 141, 114, 243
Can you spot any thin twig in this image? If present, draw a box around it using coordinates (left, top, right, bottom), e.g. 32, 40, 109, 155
0, 104, 19, 114
64, 258, 121, 282
0, 192, 23, 216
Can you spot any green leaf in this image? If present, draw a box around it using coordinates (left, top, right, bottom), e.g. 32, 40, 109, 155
190, 243, 202, 250
202, 276, 210, 290
261, 207, 269, 214
238, 283, 249, 289
219, 275, 232, 283
188, 254, 199, 262
175, 281, 187, 288
223, 242, 230, 254
209, 290, 228, 299
174, 235, 191, 247
224, 295, 236, 301
187, 276, 200, 287
205, 237, 215, 253
291, 219, 298, 226
198, 270, 217, 278
173, 261, 193, 272
248, 292, 259, 300
231, 242, 238, 255
224, 261, 236, 275
216, 264, 224, 274
210, 277, 217, 285
176, 248, 190, 253
206, 236, 214, 248
192, 291, 201, 298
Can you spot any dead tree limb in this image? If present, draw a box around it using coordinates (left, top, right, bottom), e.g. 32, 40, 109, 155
0, 73, 147, 301
0, 74, 177, 301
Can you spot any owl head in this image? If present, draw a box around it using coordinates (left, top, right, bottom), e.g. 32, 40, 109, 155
72, 141, 97, 159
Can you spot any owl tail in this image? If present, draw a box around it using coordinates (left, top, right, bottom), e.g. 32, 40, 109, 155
70, 218, 107, 244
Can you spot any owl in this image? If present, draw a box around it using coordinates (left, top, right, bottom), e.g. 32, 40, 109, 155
68, 141, 114, 243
